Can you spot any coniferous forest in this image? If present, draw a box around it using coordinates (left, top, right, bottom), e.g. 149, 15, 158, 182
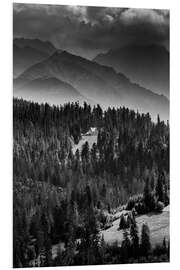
13, 4, 170, 268
13, 98, 169, 267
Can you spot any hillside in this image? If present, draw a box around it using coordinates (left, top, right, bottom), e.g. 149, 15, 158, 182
13, 44, 49, 78
13, 77, 86, 105
13, 98, 170, 267
72, 128, 98, 154
102, 206, 169, 248
94, 45, 169, 98
13, 38, 59, 77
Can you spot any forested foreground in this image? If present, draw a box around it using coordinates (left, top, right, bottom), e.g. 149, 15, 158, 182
13, 98, 169, 267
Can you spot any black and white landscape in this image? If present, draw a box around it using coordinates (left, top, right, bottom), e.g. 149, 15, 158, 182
13, 3, 170, 268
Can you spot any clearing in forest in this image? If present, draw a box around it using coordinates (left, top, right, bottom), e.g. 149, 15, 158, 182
102, 205, 169, 248
72, 127, 98, 154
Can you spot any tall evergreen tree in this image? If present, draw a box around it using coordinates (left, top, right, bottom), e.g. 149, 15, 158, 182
156, 173, 165, 203
130, 218, 139, 258
121, 229, 131, 262
140, 223, 151, 257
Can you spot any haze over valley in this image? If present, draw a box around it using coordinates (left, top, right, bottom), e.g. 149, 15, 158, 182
13, 38, 169, 121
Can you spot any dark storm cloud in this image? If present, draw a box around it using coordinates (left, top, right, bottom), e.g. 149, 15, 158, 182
13, 3, 169, 59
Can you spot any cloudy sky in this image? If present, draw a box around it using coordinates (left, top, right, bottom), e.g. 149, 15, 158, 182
13, 3, 169, 59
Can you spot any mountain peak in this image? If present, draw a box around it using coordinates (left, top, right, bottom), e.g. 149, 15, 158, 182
51, 49, 70, 57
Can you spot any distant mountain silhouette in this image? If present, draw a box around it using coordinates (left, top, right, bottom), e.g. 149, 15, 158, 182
94, 44, 169, 98
13, 44, 49, 78
13, 38, 59, 77
14, 50, 169, 121
14, 76, 85, 105
14, 38, 57, 54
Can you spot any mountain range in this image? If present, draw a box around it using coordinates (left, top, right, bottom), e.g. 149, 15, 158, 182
94, 45, 169, 98
13, 39, 169, 121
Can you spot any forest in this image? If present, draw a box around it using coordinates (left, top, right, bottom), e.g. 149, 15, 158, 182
13, 98, 169, 267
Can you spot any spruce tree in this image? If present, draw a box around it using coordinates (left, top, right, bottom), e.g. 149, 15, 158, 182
121, 229, 131, 262
143, 177, 151, 211
156, 173, 165, 203
119, 214, 127, 230
130, 218, 139, 258
140, 223, 151, 257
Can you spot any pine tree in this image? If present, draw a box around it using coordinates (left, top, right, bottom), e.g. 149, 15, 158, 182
78, 205, 100, 265
121, 229, 131, 262
156, 173, 165, 203
143, 177, 151, 211
162, 237, 167, 253
81, 141, 89, 161
140, 223, 151, 257
107, 203, 111, 214
119, 214, 127, 230
130, 218, 139, 258
101, 183, 107, 198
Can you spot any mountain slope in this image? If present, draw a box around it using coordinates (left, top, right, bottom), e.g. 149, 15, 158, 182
94, 45, 169, 98
14, 77, 85, 105
14, 50, 169, 121
13, 44, 49, 78
13, 38, 59, 77
14, 38, 57, 55
102, 206, 169, 248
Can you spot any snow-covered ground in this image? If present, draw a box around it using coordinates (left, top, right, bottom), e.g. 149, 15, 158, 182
101, 205, 169, 248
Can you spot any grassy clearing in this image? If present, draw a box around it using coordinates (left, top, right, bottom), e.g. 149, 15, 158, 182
72, 134, 97, 154
101, 205, 169, 248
